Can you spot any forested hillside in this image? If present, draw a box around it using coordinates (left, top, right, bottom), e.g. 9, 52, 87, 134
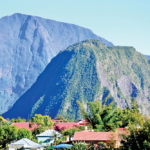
3, 39, 150, 119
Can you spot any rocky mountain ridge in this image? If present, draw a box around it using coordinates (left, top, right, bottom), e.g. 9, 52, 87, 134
0, 13, 113, 114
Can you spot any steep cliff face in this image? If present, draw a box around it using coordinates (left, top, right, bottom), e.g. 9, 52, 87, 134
0, 13, 113, 114
3, 40, 150, 119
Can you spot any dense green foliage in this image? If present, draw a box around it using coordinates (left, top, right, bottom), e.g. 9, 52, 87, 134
30, 114, 54, 131
77, 95, 121, 131
77, 94, 144, 132
0, 116, 5, 127
11, 117, 26, 123
121, 119, 150, 150
71, 142, 87, 150
113, 98, 144, 128
18, 128, 32, 140
61, 126, 84, 137
0, 125, 18, 148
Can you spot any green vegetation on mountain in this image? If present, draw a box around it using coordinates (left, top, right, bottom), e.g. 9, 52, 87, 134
3, 39, 150, 119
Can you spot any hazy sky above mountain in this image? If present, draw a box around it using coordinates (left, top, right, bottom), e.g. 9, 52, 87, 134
0, 0, 149, 55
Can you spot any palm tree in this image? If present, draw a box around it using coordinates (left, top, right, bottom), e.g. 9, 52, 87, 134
51, 131, 60, 145
77, 93, 122, 131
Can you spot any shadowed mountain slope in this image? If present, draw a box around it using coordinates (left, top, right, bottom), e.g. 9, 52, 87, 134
0, 13, 113, 114
145, 55, 150, 60
3, 39, 150, 119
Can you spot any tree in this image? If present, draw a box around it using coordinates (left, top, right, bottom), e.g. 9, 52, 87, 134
0, 116, 4, 127
0, 125, 18, 148
18, 128, 32, 140
71, 142, 87, 150
61, 126, 84, 137
56, 115, 64, 120
131, 97, 140, 113
113, 97, 144, 128
32, 127, 41, 140
11, 118, 15, 123
121, 118, 150, 149
51, 131, 61, 145
113, 107, 144, 128
77, 93, 121, 131
11, 117, 26, 123
31, 114, 54, 131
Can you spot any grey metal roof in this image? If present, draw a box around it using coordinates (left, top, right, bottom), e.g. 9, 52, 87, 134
36, 129, 61, 137
10, 138, 44, 147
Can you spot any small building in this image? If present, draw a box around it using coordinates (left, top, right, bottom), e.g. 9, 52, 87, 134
11, 122, 38, 131
76, 120, 87, 125
36, 129, 62, 146
73, 131, 121, 148
8, 138, 44, 150
76, 120, 88, 130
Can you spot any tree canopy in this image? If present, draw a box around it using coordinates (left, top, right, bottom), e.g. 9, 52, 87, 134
11, 117, 26, 123
0, 125, 18, 148
18, 128, 32, 140
30, 114, 54, 131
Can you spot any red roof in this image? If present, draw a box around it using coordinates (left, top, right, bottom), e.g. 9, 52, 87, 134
73, 132, 119, 141
11, 122, 38, 131
53, 122, 79, 131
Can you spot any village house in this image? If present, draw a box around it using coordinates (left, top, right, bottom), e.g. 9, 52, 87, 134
73, 130, 121, 148
36, 129, 62, 146
8, 138, 44, 150
76, 120, 88, 129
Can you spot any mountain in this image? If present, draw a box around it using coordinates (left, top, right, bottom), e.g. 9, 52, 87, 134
3, 39, 150, 119
145, 55, 150, 60
0, 13, 113, 114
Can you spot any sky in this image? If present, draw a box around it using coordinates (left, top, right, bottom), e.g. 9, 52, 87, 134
0, 0, 150, 55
